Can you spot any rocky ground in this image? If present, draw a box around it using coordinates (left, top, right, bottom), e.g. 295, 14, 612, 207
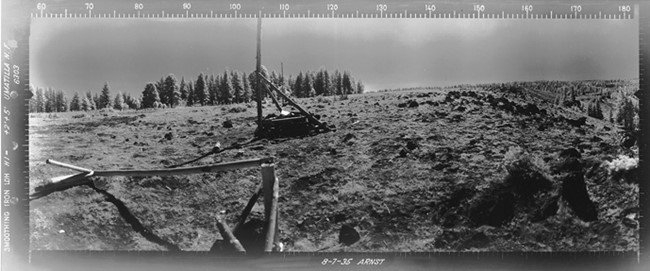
29, 81, 639, 252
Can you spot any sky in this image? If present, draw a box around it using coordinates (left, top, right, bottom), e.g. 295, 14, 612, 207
30, 17, 639, 96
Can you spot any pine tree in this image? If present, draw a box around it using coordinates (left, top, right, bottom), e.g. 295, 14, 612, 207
113, 92, 125, 110
195, 73, 207, 106
356, 81, 365, 94
302, 72, 314, 97
322, 70, 332, 96
163, 74, 180, 107
44, 88, 54, 112
99, 82, 112, 109
332, 70, 343, 95
232, 71, 244, 103
342, 71, 353, 95
81, 97, 91, 111
86, 92, 96, 110
131, 97, 141, 110
293, 72, 303, 97
219, 71, 233, 104
242, 73, 251, 103
142, 83, 160, 109
93, 93, 100, 109
208, 75, 218, 105
187, 82, 195, 106
179, 77, 188, 101
35, 88, 46, 112
155, 77, 166, 105
54, 91, 68, 112
617, 98, 636, 131
69, 92, 81, 111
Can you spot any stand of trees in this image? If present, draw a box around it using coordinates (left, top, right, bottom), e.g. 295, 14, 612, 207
29, 68, 365, 113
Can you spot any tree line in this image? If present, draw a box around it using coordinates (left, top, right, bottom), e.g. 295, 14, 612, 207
29, 67, 364, 113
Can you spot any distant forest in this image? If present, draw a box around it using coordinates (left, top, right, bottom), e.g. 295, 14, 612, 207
29, 67, 365, 113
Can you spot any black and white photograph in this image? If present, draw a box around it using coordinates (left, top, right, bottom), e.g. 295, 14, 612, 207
0, 1, 646, 270
26, 4, 642, 254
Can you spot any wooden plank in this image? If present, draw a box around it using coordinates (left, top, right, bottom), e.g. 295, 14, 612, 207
93, 157, 273, 177
261, 164, 279, 252
46, 159, 93, 173
268, 116, 308, 123
216, 215, 246, 253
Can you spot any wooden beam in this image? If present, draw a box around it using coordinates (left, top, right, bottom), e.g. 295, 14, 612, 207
91, 157, 273, 177
261, 163, 279, 252
216, 215, 246, 253
233, 183, 262, 235
30, 158, 275, 200
46, 159, 93, 173
265, 86, 283, 112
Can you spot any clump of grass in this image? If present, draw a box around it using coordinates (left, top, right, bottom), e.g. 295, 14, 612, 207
228, 106, 247, 113
316, 96, 330, 104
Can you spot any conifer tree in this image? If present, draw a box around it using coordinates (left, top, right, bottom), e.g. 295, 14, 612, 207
195, 73, 207, 105
70, 92, 81, 111
99, 82, 113, 109
142, 83, 160, 108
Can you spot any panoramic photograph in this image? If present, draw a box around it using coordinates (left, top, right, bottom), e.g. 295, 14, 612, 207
28, 16, 639, 252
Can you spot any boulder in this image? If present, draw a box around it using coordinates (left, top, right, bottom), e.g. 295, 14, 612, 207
339, 224, 360, 246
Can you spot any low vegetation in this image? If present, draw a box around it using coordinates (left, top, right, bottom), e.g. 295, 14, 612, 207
29, 80, 639, 252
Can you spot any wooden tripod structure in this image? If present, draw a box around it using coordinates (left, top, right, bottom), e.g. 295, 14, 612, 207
254, 16, 333, 138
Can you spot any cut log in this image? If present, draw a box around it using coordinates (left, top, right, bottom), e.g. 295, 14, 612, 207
215, 215, 246, 253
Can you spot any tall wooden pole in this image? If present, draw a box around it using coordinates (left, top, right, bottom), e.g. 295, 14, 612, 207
256, 13, 263, 125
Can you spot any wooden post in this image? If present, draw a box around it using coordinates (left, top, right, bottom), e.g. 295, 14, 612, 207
256, 14, 263, 125
216, 215, 246, 253
261, 163, 279, 252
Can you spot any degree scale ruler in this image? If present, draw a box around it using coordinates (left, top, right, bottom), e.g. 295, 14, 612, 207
29, 1, 635, 20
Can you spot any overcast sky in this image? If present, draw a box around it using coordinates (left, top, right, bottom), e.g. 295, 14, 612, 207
31, 18, 638, 96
